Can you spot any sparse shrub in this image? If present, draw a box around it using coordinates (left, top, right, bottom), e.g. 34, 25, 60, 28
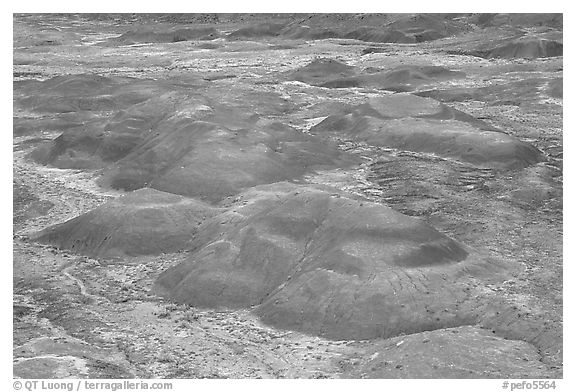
183, 310, 200, 323
155, 307, 171, 319
156, 351, 175, 363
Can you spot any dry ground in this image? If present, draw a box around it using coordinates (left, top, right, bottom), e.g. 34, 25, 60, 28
13, 14, 562, 378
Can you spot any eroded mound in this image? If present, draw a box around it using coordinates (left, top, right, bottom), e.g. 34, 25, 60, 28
345, 27, 416, 43
15, 73, 181, 116
32, 188, 220, 258
344, 326, 557, 378
110, 27, 220, 44
15, 74, 192, 153
362, 46, 388, 55
415, 88, 482, 103
471, 13, 562, 29
27, 82, 334, 203
227, 23, 285, 39
232, 14, 470, 44
26, 77, 303, 170
489, 39, 562, 59
16, 73, 205, 115
416, 77, 563, 106
154, 183, 505, 340
28, 88, 211, 169
470, 38, 563, 59
282, 26, 415, 44
98, 121, 357, 202
369, 65, 466, 92
309, 93, 544, 169
288, 60, 465, 91
15, 74, 124, 113
288, 58, 357, 86
384, 14, 469, 42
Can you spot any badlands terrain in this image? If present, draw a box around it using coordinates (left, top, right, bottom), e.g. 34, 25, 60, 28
13, 13, 563, 378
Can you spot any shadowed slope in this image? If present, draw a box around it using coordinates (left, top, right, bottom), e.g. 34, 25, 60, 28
32, 188, 220, 258
154, 183, 506, 340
